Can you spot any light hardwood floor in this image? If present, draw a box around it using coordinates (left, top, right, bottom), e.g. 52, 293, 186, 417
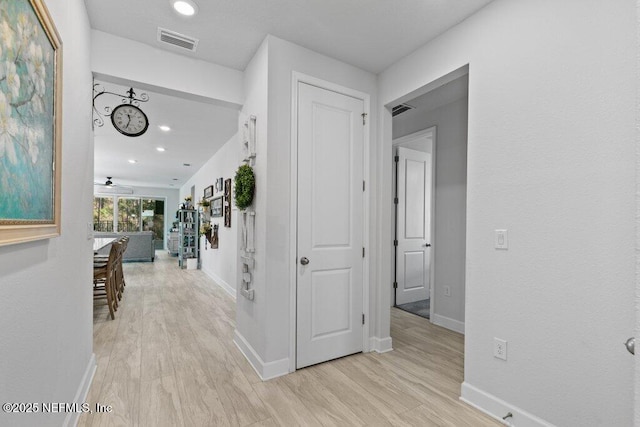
80, 252, 500, 427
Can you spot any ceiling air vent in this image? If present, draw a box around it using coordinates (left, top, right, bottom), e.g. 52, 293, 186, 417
157, 27, 199, 52
392, 103, 415, 117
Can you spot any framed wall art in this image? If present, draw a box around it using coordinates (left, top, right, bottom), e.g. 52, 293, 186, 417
215, 177, 223, 193
0, 0, 63, 247
224, 178, 231, 227
204, 185, 214, 199
211, 196, 223, 218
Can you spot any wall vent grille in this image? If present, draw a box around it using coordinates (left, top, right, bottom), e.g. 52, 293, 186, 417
391, 103, 415, 117
157, 27, 199, 52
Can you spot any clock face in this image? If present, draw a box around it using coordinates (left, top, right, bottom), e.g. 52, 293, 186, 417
111, 104, 149, 137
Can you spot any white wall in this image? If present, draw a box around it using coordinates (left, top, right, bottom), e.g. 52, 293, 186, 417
234, 38, 270, 365
180, 134, 242, 297
379, 0, 636, 425
234, 35, 380, 377
95, 186, 180, 249
267, 36, 379, 363
394, 97, 468, 332
91, 30, 244, 108
0, 1, 94, 426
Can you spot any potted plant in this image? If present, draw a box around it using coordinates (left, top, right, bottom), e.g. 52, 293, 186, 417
200, 222, 212, 244
184, 196, 193, 209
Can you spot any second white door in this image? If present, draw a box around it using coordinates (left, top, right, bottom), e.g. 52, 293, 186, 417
296, 82, 364, 369
396, 146, 432, 305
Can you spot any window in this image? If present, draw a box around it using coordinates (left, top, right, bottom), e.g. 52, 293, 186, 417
118, 197, 141, 232
142, 199, 165, 249
93, 197, 114, 232
93, 196, 165, 248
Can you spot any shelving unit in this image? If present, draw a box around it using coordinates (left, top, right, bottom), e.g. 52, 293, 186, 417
178, 209, 199, 269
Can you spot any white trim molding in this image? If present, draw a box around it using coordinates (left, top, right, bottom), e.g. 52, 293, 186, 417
63, 353, 97, 427
461, 382, 555, 427
202, 268, 236, 300
234, 329, 289, 381
431, 314, 465, 334
369, 336, 393, 353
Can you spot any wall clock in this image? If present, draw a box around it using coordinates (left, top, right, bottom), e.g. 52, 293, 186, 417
110, 104, 149, 137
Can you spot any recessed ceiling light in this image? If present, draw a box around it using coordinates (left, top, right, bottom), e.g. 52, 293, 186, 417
156, 147, 166, 152
128, 159, 137, 164
159, 125, 171, 132
172, 0, 198, 16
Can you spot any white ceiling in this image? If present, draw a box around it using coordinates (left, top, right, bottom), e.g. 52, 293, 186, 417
85, 0, 493, 74
87, 0, 492, 190
93, 80, 238, 189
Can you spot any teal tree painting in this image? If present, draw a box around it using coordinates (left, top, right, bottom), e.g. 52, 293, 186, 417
0, 0, 62, 246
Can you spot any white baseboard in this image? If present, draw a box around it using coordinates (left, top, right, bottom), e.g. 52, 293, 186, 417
460, 382, 555, 427
64, 353, 96, 427
369, 336, 393, 353
203, 268, 236, 300
431, 313, 465, 334
233, 330, 289, 381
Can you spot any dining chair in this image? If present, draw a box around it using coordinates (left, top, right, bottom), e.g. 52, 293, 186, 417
93, 241, 120, 319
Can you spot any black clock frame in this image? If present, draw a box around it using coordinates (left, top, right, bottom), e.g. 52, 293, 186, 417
110, 104, 150, 137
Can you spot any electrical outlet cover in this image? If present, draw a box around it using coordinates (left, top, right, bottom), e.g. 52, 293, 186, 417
494, 338, 507, 360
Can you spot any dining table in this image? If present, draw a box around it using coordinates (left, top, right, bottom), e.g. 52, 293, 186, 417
93, 237, 116, 253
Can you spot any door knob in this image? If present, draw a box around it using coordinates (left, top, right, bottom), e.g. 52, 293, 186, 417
424, 243, 431, 247
625, 337, 635, 355
300, 257, 310, 265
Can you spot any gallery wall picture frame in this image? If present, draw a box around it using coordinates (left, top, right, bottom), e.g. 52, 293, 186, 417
0, 0, 63, 247
215, 177, 224, 193
212, 196, 223, 218
204, 185, 214, 199
224, 178, 232, 227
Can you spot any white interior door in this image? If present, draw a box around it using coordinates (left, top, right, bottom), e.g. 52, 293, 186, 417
296, 82, 364, 369
395, 147, 432, 306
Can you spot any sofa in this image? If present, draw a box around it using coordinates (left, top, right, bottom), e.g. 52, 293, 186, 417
94, 231, 155, 262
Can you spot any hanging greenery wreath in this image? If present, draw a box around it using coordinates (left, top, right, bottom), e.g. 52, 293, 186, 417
234, 164, 255, 210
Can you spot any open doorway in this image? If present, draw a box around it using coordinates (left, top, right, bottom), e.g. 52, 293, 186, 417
390, 70, 468, 335
393, 128, 435, 319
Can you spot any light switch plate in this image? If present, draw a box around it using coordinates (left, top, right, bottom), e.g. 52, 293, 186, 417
495, 229, 508, 249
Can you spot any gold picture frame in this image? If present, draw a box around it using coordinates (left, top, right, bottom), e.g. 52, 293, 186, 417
0, 0, 62, 246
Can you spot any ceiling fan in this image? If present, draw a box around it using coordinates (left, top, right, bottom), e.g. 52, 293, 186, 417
94, 177, 134, 193
94, 176, 117, 188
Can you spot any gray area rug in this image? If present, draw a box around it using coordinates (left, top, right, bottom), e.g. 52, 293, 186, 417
396, 299, 430, 319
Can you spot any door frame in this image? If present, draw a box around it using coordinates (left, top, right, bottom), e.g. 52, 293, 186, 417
392, 127, 437, 314
289, 71, 371, 373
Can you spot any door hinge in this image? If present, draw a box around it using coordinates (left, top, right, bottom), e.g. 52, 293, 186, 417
393, 282, 398, 289
393, 239, 398, 246
394, 155, 399, 162
362, 247, 365, 258
363, 180, 365, 192
362, 313, 365, 324
394, 197, 398, 204
361, 112, 367, 125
